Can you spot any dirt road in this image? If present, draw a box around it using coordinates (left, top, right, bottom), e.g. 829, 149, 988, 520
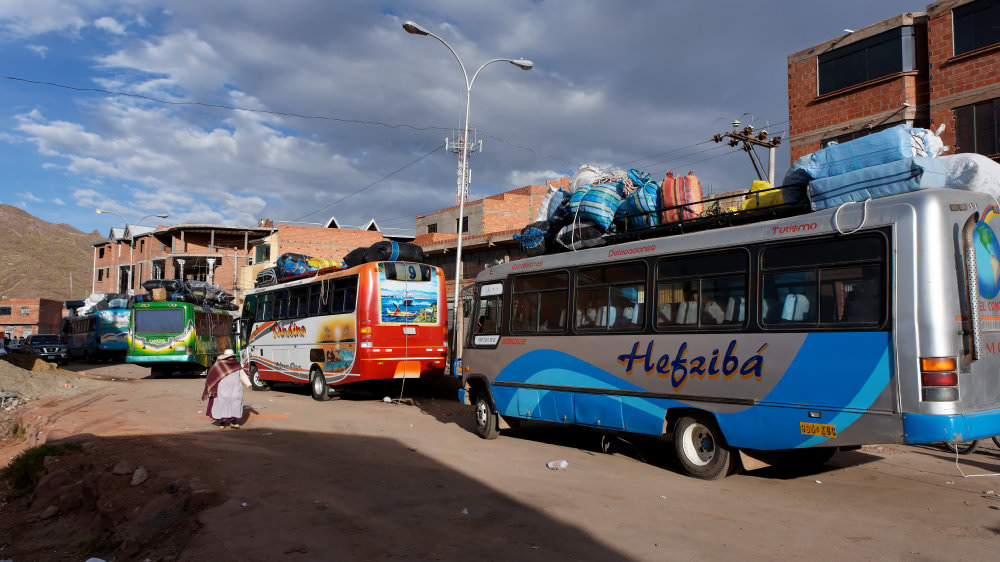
2, 361, 1000, 561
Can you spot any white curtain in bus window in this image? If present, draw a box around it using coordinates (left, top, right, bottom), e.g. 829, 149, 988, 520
655, 250, 748, 330
512, 273, 568, 333
575, 263, 645, 332
762, 271, 817, 324
702, 276, 746, 326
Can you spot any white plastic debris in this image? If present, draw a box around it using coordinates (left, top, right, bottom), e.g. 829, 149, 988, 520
461, 507, 469, 515
546, 460, 569, 470
241, 502, 247, 507
814, 480, 822, 484
383, 396, 392, 403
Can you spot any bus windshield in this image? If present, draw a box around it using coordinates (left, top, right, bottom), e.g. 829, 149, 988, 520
134, 309, 184, 333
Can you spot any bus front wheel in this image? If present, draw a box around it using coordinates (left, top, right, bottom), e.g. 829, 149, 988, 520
673, 414, 731, 480
473, 393, 499, 440
310, 367, 331, 402
248, 364, 269, 392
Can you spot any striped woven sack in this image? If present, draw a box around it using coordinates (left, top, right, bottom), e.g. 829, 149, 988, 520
576, 182, 623, 231
622, 181, 661, 228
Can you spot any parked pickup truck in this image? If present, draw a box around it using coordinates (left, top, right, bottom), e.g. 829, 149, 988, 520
24, 334, 69, 365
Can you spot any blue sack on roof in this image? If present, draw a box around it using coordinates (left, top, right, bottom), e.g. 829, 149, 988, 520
807, 156, 949, 210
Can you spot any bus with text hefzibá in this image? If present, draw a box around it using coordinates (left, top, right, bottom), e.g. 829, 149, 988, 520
460, 188, 1000, 479
238, 260, 448, 400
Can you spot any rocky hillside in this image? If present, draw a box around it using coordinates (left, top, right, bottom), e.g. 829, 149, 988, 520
0, 205, 103, 301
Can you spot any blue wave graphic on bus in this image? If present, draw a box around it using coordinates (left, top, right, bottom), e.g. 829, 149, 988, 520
491, 332, 892, 449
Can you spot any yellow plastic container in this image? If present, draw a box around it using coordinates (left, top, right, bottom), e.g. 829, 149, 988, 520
740, 180, 783, 210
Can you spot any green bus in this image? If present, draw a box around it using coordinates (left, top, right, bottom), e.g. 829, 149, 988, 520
127, 300, 235, 377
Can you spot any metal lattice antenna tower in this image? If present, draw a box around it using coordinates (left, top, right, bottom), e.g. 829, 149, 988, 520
446, 129, 482, 204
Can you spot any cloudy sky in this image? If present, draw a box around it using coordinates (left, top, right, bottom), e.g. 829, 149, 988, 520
0, 0, 920, 236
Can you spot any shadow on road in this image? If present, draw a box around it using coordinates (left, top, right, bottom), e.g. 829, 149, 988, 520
1, 426, 633, 562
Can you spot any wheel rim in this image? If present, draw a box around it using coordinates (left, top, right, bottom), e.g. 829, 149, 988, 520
313, 371, 326, 395
251, 368, 262, 387
475, 399, 489, 428
680, 422, 715, 466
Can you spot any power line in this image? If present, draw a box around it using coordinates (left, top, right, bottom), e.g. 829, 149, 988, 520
2, 74, 452, 132
290, 145, 444, 222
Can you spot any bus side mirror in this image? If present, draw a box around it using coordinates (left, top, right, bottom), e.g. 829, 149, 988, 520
231, 320, 241, 335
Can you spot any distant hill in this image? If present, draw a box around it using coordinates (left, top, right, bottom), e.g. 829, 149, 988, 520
0, 204, 103, 301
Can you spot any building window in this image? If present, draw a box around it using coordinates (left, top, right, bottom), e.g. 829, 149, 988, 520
255, 244, 271, 264
20, 306, 30, 316
99, 247, 105, 259
955, 97, 1000, 157
456, 216, 469, 233
954, 0, 1000, 56
427, 223, 438, 234
817, 26, 915, 95
140, 239, 145, 252
97, 269, 104, 282
0, 307, 10, 316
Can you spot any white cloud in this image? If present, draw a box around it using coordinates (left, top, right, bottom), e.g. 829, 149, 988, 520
23, 192, 43, 202
26, 44, 47, 58
52, 198, 65, 205
93, 16, 125, 35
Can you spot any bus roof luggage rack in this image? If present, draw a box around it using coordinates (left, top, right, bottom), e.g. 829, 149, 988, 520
605, 185, 811, 245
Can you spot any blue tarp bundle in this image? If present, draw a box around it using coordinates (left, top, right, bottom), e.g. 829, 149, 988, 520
807, 156, 949, 210
795, 124, 915, 181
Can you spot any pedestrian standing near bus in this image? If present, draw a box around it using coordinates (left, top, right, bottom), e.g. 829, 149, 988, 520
201, 349, 250, 429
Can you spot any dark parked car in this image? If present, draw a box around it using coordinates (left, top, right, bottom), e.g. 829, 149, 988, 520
24, 334, 69, 364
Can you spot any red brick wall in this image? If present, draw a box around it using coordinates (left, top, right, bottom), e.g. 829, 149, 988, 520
787, 13, 926, 162
0, 298, 63, 338
273, 225, 386, 260
926, 0, 1000, 153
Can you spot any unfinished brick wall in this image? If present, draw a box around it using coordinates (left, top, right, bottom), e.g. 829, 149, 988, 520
926, 0, 1000, 153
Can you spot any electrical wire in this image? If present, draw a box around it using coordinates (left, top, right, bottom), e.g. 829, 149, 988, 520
289, 145, 444, 222
2, 74, 452, 132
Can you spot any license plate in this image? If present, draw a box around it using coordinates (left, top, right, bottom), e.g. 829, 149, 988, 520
799, 422, 837, 437
403, 326, 416, 335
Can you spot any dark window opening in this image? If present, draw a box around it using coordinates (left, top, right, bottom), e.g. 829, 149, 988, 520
955, 98, 1000, 157
427, 223, 438, 234
818, 27, 914, 95
954, 0, 1000, 56
512, 272, 568, 333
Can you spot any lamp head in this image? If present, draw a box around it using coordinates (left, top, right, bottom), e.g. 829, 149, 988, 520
402, 20, 430, 36
510, 58, 534, 71
95, 209, 106, 214
156, 213, 169, 219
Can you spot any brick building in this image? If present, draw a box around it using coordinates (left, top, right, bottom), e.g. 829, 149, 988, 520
787, 0, 1000, 162
92, 223, 273, 305
0, 297, 63, 339
241, 220, 391, 289
413, 178, 571, 296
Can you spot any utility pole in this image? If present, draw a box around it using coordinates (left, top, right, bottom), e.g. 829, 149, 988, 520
445, 129, 482, 205
713, 121, 782, 184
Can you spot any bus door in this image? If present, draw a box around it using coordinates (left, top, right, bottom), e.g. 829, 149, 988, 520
467, 282, 503, 350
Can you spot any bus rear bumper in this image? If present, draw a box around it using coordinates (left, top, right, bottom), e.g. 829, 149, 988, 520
903, 409, 1000, 443
126, 355, 194, 363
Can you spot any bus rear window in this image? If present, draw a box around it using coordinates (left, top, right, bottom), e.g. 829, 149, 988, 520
134, 309, 184, 333
381, 263, 432, 282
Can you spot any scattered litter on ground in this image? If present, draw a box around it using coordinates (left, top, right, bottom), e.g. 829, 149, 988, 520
461, 507, 469, 515
546, 460, 569, 470
815, 480, 822, 484
383, 396, 392, 403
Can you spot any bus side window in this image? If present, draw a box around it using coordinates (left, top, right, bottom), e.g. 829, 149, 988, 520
474, 295, 502, 335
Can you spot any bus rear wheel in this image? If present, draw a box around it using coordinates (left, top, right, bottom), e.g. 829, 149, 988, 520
673, 414, 731, 480
248, 364, 269, 392
310, 367, 331, 401
473, 392, 499, 440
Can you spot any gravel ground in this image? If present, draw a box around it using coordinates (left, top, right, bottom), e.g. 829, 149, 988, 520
0, 355, 112, 420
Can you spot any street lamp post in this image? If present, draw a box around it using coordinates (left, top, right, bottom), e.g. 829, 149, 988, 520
403, 20, 533, 373
96, 210, 169, 295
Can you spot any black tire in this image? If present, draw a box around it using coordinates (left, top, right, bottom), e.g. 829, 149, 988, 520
992, 435, 1000, 448
248, 364, 269, 392
941, 440, 980, 454
473, 392, 499, 440
310, 367, 331, 401
673, 414, 731, 480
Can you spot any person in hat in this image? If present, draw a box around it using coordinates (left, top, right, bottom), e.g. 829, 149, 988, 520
202, 349, 250, 429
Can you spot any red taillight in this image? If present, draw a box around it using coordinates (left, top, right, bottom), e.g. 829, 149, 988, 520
921, 371, 958, 387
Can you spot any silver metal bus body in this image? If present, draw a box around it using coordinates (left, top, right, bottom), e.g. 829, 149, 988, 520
459, 188, 1000, 477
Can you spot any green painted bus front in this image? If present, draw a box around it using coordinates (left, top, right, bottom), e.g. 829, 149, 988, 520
127, 300, 234, 373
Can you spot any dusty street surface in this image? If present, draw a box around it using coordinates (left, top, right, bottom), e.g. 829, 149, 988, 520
2, 359, 1000, 561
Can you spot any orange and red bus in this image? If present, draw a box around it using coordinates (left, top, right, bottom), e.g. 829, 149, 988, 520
237, 261, 448, 400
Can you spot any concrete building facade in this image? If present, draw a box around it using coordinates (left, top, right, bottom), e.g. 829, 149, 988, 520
787, 0, 1000, 163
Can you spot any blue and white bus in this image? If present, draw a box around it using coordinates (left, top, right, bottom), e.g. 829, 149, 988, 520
63, 298, 131, 362
459, 188, 1000, 478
